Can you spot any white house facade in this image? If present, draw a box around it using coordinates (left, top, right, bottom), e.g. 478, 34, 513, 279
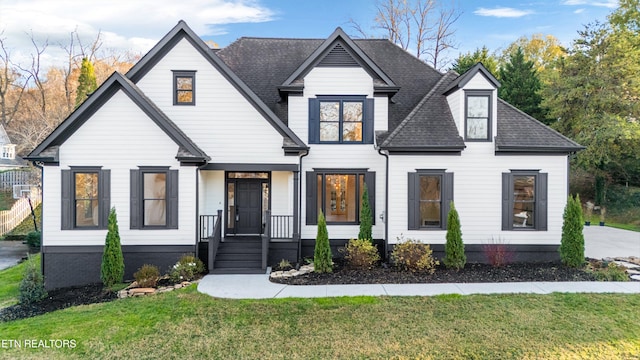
27, 21, 582, 289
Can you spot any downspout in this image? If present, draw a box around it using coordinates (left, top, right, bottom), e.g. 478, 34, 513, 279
297, 149, 309, 264
31, 161, 45, 277
377, 148, 389, 260
195, 162, 208, 258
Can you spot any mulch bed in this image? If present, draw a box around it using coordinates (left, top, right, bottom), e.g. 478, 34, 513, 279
270, 261, 598, 285
0, 283, 117, 322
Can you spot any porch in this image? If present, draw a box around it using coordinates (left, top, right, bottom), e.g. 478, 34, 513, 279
198, 210, 299, 274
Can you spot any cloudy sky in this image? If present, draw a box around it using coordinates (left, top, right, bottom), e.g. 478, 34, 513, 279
0, 0, 618, 69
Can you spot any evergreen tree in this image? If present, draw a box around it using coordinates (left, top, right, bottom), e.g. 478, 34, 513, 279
498, 47, 546, 123
101, 207, 124, 287
443, 202, 466, 270
450, 46, 499, 75
560, 195, 585, 268
19, 255, 47, 304
75, 57, 97, 108
313, 211, 333, 273
358, 183, 373, 243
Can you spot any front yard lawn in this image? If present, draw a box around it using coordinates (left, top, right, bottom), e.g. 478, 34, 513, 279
1, 286, 639, 359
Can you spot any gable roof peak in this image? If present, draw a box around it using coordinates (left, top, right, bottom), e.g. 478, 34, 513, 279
443, 62, 500, 95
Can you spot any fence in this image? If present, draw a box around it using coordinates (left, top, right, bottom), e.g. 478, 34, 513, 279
0, 170, 39, 191
0, 195, 41, 236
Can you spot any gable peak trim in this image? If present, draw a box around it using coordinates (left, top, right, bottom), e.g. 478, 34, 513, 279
443, 62, 500, 95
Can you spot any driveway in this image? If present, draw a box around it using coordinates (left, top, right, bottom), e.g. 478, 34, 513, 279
584, 226, 640, 259
0, 241, 29, 271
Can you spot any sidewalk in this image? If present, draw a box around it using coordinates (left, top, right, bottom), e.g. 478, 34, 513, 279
197, 273, 640, 299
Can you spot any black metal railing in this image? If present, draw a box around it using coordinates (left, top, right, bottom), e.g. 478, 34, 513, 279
200, 210, 222, 273
268, 213, 294, 239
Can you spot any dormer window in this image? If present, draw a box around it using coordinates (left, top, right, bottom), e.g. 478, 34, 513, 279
173, 71, 196, 105
465, 90, 492, 141
1, 144, 15, 159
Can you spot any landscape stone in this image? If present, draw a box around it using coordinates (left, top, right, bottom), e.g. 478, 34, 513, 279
630, 275, 640, 281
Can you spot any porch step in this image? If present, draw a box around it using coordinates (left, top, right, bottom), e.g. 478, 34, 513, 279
216, 253, 261, 261
212, 237, 264, 273
210, 268, 268, 275
214, 260, 262, 269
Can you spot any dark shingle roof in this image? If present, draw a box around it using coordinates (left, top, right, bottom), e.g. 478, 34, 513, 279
496, 99, 584, 152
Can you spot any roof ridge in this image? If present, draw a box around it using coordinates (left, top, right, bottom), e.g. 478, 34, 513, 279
497, 98, 583, 148
380, 71, 455, 147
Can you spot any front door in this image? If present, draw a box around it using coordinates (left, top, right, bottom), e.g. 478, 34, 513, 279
235, 180, 263, 234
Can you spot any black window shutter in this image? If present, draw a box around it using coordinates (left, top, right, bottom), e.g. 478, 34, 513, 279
442, 172, 454, 228
61, 170, 72, 230
305, 172, 317, 225
167, 170, 179, 229
130, 169, 140, 229
408, 172, 418, 230
364, 171, 376, 225
308, 99, 319, 144
100, 170, 111, 229
501, 173, 512, 230
364, 98, 374, 144
537, 173, 548, 231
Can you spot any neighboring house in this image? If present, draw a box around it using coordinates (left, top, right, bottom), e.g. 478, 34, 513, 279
27, 21, 582, 289
0, 124, 27, 171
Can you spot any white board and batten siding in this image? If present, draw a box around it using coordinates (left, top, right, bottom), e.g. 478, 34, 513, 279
44, 91, 196, 247
289, 67, 387, 240
135, 38, 296, 165
387, 153, 569, 245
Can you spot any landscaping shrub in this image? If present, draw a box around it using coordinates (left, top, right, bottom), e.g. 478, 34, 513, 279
482, 237, 514, 267
25, 230, 41, 249
443, 202, 465, 270
391, 238, 438, 273
560, 194, 585, 268
101, 208, 124, 287
19, 256, 47, 304
340, 238, 380, 270
314, 211, 333, 273
169, 254, 205, 283
358, 183, 373, 243
587, 260, 629, 281
276, 259, 293, 271
133, 264, 161, 288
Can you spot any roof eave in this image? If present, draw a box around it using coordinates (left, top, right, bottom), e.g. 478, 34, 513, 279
495, 145, 586, 154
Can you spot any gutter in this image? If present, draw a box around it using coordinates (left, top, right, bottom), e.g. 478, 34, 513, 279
377, 148, 389, 260
297, 150, 309, 264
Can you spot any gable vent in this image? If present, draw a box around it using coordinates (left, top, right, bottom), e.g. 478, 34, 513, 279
318, 43, 359, 67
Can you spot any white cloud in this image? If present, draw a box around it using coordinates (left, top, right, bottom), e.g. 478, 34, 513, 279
474, 7, 534, 18
0, 0, 274, 69
561, 0, 618, 8
574, 8, 586, 13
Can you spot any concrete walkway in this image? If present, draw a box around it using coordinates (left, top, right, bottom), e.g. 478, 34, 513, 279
197, 273, 640, 299
0, 241, 28, 271
583, 225, 640, 259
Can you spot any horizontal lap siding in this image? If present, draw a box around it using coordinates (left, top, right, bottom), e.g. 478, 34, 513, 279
136, 39, 296, 165
388, 148, 568, 245
47, 92, 196, 246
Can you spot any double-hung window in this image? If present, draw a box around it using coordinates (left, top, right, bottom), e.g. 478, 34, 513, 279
306, 170, 375, 225
308, 96, 374, 144
173, 71, 196, 105
502, 171, 547, 230
408, 170, 453, 230
61, 167, 110, 229
465, 90, 492, 141
130, 167, 179, 229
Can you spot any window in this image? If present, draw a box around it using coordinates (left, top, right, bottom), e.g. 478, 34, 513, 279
306, 170, 375, 225
130, 167, 178, 229
465, 91, 492, 141
408, 170, 453, 230
61, 167, 110, 229
308, 97, 374, 144
173, 71, 195, 105
502, 171, 547, 230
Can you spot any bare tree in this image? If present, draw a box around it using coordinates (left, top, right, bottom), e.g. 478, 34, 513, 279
0, 33, 30, 127
17, 32, 49, 116
350, 0, 461, 70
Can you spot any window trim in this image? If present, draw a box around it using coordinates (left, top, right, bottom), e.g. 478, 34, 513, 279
502, 170, 548, 231
408, 170, 453, 231
308, 96, 374, 144
306, 169, 375, 225
464, 90, 492, 142
172, 70, 196, 105
61, 167, 110, 230
130, 166, 179, 230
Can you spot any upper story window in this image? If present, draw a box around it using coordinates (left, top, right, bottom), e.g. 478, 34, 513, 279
1, 144, 15, 159
61, 167, 110, 230
173, 71, 196, 105
465, 90, 492, 141
308, 96, 374, 144
502, 170, 547, 231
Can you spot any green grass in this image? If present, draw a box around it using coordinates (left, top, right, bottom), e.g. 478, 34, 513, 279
585, 213, 640, 232
0, 255, 39, 308
0, 286, 638, 359
4, 203, 41, 237
0, 190, 17, 211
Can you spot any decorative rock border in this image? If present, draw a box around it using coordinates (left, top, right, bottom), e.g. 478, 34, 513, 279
603, 257, 640, 281
270, 264, 314, 279
117, 280, 197, 299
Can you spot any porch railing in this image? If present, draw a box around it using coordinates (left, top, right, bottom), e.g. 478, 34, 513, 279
267, 213, 294, 239
201, 210, 222, 273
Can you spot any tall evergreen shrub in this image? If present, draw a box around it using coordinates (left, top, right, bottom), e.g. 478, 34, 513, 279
101, 207, 124, 287
443, 202, 466, 270
314, 211, 333, 273
19, 255, 47, 304
358, 183, 373, 243
75, 57, 97, 107
560, 194, 585, 268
